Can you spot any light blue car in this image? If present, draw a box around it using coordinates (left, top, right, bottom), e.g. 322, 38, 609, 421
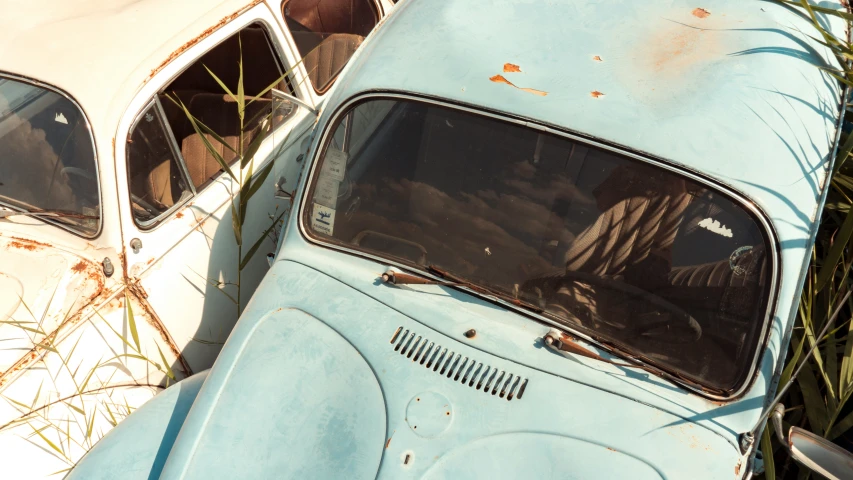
70, 0, 852, 478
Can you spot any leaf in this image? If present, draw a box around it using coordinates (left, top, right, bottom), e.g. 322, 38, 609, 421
777, 0, 853, 21
240, 208, 288, 270
237, 33, 245, 123
85, 408, 95, 440
77, 357, 103, 394
64, 402, 84, 416
203, 65, 237, 103
126, 300, 141, 353
156, 343, 175, 380
798, 361, 829, 433
762, 421, 776, 480
3, 395, 32, 411
245, 160, 275, 203
29, 424, 67, 460
241, 117, 270, 169
816, 204, 853, 292
164, 94, 237, 155
30, 380, 43, 410
176, 97, 237, 181
231, 199, 243, 247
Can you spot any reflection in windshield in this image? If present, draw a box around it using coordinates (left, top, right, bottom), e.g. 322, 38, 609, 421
305, 98, 772, 393
0, 77, 99, 236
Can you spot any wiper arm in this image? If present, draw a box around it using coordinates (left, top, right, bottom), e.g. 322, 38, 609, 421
544, 329, 725, 394
380, 266, 544, 313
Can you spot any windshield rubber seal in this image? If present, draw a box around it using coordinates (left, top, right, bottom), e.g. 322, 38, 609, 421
296, 90, 783, 402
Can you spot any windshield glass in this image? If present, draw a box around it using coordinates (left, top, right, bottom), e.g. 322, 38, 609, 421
304, 97, 773, 393
0, 76, 99, 236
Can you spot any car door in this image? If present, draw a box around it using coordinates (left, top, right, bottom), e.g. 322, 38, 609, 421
115, 5, 317, 373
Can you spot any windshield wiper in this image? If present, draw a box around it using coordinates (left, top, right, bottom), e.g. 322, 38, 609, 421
379, 268, 723, 395
380, 266, 544, 313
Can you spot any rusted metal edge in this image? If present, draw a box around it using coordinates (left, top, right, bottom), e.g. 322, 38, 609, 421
146, 0, 264, 82
126, 282, 194, 378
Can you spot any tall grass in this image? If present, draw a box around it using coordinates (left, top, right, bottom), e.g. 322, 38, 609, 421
762, 1, 853, 478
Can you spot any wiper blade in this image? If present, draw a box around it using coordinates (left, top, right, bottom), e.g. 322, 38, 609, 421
380, 266, 544, 313
545, 329, 725, 394
0, 209, 98, 220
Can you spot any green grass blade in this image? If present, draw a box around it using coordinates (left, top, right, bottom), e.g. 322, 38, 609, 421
240, 208, 288, 270
156, 343, 175, 380
203, 65, 236, 102
762, 422, 776, 480
126, 300, 141, 353
816, 205, 853, 292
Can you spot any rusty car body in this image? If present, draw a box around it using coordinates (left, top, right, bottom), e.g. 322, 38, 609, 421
0, 0, 392, 476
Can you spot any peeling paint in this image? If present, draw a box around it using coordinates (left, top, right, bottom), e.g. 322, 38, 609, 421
591, 90, 605, 98
593, 55, 603, 62
692, 7, 710, 18
503, 63, 522, 73
489, 74, 548, 96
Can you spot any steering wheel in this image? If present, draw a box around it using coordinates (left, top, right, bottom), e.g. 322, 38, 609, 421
521, 269, 702, 344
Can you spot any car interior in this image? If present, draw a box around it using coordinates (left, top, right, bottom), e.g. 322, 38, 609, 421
282, 0, 379, 93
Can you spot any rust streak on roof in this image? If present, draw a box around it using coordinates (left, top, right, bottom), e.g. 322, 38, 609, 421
489, 74, 547, 96
147, 0, 264, 81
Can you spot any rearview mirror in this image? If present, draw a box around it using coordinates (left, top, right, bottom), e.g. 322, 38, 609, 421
788, 427, 853, 480
771, 403, 853, 480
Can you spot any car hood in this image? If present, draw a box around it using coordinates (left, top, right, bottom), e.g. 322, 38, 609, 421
115, 258, 744, 479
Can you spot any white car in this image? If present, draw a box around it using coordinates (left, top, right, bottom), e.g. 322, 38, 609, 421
0, 0, 392, 476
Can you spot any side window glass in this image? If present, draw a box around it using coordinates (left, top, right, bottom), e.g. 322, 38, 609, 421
283, 0, 379, 93
160, 23, 294, 191
0, 76, 100, 237
127, 101, 193, 225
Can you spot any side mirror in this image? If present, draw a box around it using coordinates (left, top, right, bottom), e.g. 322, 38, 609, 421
771, 404, 853, 480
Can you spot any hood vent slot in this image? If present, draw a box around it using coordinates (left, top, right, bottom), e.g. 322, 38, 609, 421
390, 326, 528, 401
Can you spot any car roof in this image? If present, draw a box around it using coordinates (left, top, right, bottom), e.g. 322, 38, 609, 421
0, 0, 260, 133
329, 0, 845, 237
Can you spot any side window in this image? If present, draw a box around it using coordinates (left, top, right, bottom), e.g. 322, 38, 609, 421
0, 76, 100, 236
283, 0, 379, 93
127, 101, 193, 225
127, 23, 297, 226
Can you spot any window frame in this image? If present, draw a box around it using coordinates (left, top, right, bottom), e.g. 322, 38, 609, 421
297, 91, 782, 401
124, 19, 302, 230
126, 97, 196, 230
0, 71, 102, 238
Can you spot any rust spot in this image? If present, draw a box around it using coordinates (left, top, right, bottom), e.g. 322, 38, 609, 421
734, 460, 741, 475
147, 0, 264, 81
606, 447, 617, 452
7, 236, 51, 251
590, 91, 605, 98
503, 63, 522, 73
385, 437, 392, 449
71, 261, 88, 273
692, 7, 710, 18
111, 137, 116, 152
592, 55, 603, 62
489, 74, 548, 97
175, 211, 184, 219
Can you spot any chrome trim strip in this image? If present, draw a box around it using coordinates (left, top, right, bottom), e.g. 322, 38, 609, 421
297, 91, 783, 401
0, 71, 103, 239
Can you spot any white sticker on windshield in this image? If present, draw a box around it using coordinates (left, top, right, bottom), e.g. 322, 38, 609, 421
311, 203, 336, 236
321, 149, 347, 182
698, 217, 733, 238
314, 177, 340, 208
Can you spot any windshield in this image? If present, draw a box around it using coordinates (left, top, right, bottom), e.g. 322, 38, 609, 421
0, 76, 99, 236
304, 97, 774, 393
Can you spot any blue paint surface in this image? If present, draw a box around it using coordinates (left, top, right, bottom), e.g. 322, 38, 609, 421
75, 1, 848, 478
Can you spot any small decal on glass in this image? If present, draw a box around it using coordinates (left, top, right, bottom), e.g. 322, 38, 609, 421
729, 245, 753, 276
311, 203, 336, 236
314, 176, 340, 209
321, 149, 347, 182
54, 112, 68, 125
698, 217, 733, 238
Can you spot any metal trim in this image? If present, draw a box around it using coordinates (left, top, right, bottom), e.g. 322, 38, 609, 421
154, 96, 196, 196
0, 71, 103, 239
297, 91, 784, 401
